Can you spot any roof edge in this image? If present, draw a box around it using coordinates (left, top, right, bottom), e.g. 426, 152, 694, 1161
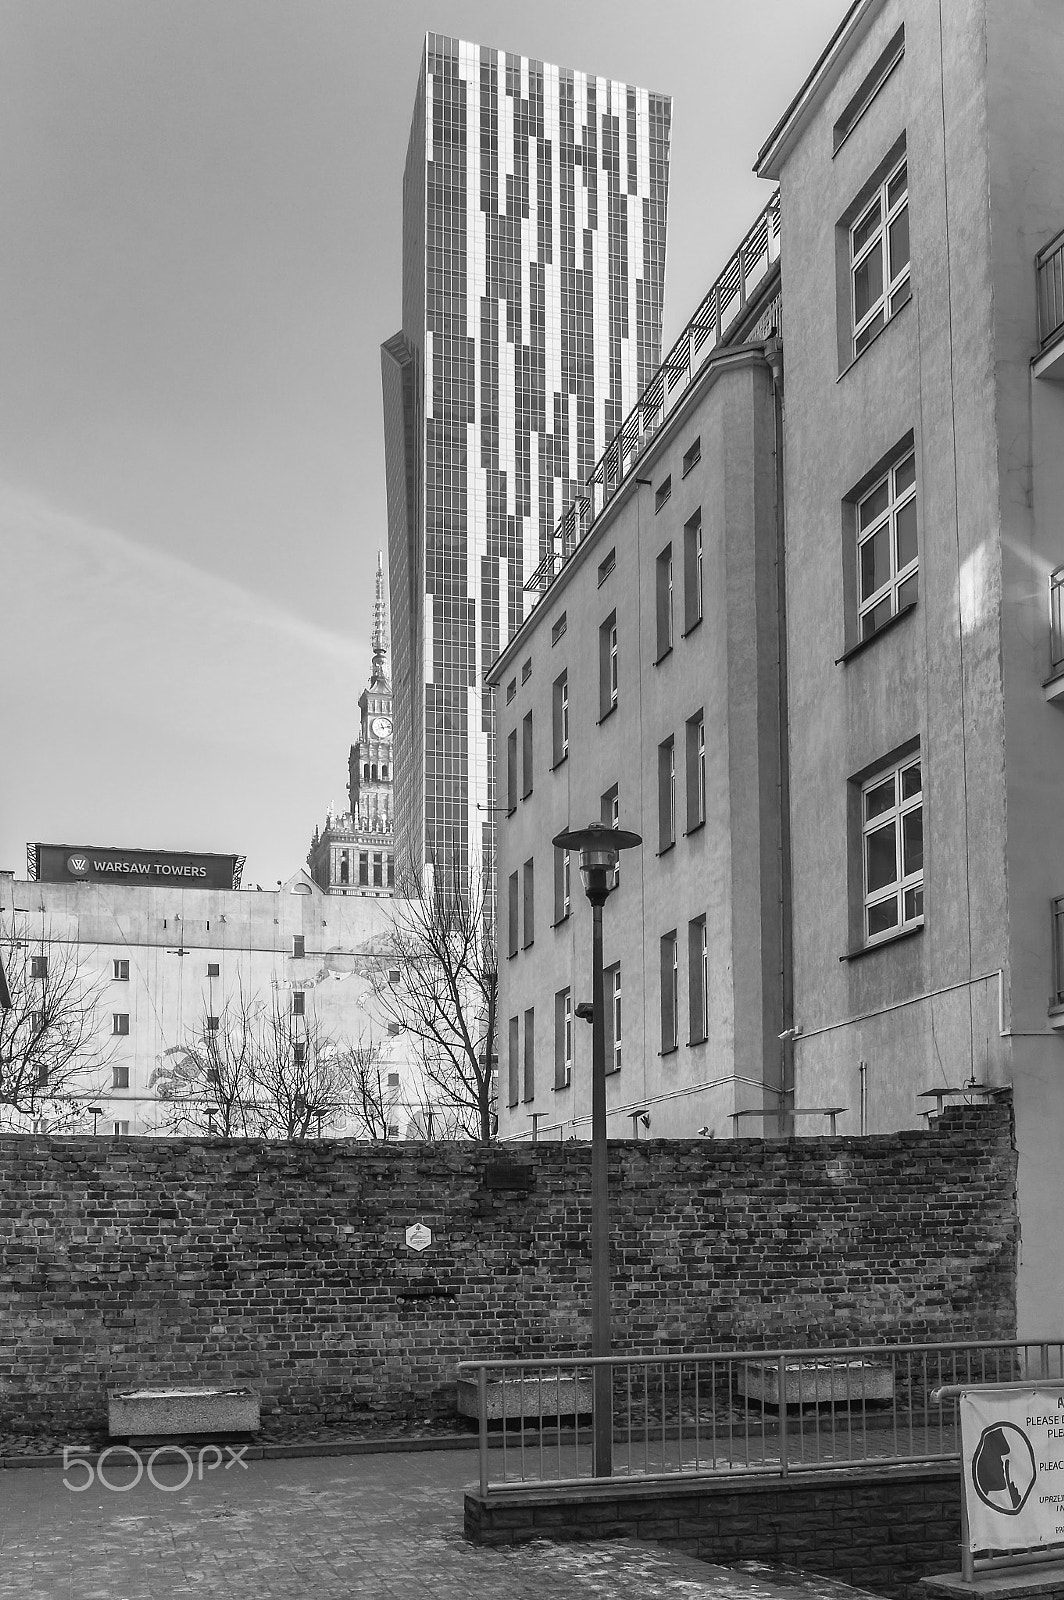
754, 0, 885, 180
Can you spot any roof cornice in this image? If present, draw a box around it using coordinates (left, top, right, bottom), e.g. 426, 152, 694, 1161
754, 0, 885, 180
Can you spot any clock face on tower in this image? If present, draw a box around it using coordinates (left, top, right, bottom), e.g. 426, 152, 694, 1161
370, 715, 392, 739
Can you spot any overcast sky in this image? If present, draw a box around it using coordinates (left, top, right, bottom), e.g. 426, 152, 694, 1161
0, 0, 847, 887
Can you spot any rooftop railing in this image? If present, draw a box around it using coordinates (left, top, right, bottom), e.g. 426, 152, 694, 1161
525, 190, 782, 595
1036, 228, 1064, 352
458, 1337, 1062, 1498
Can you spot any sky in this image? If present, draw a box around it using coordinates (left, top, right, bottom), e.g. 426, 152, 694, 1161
0, 0, 848, 887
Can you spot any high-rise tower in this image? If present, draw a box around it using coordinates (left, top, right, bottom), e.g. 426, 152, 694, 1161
308, 553, 395, 895
383, 36, 671, 879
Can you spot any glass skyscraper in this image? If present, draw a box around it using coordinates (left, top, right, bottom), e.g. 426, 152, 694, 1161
383, 35, 671, 878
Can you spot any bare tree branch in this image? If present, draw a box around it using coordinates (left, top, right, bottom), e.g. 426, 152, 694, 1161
0, 918, 114, 1131
364, 841, 498, 1140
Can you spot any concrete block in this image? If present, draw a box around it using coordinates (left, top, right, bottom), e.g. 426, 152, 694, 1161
456, 1373, 593, 1421
736, 1359, 895, 1407
108, 1386, 259, 1438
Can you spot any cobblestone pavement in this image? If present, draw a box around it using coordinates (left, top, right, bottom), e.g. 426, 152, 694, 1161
0, 1448, 877, 1600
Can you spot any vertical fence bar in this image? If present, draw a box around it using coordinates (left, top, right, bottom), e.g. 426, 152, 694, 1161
778, 1355, 789, 1478
478, 1366, 489, 1497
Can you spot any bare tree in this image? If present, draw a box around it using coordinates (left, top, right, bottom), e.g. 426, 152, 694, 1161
0, 918, 113, 1131
150, 983, 393, 1140
149, 979, 261, 1136
333, 1036, 400, 1141
367, 845, 498, 1141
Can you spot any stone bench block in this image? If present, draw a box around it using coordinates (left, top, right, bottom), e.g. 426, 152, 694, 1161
108, 1387, 260, 1438
457, 1374, 593, 1422
737, 1360, 895, 1408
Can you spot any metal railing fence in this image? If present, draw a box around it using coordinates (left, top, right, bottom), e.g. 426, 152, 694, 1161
458, 1339, 1064, 1497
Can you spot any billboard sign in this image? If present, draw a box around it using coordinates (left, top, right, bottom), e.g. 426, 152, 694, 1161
32, 844, 244, 891
961, 1386, 1064, 1554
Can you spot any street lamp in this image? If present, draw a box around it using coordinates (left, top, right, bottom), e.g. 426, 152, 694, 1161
88, 1105, 103, 1136
552, 820, 642, 1477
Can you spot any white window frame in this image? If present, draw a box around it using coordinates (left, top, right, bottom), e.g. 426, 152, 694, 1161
857, 450, 918, 639
608, 965, 622, 1072
851, 155, 910, 357
861, 754, 924, 945
609, 619, 618, 708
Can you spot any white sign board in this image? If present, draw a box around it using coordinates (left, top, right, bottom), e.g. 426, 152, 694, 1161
961, 1386, 1064, 1553
405, 1223, 431, 1253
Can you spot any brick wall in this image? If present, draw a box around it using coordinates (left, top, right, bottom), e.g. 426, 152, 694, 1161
465, 1466, 963, 1600
0, 1102, 1016, 1434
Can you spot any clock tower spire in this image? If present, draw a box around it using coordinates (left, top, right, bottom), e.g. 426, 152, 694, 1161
307, 551, 394, 895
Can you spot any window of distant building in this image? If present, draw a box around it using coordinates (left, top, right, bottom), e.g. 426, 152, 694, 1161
112, 1013, 129, 1036
685, 712, 706, 832
605, 963, 621, 1073
656, 544, 674, 662
507, 1016, 520, 1108
112, 1063, 129, 1089
660, 931, 679, 1054
658, 736, 676, 852
683, 511, 703, 634
552, 672, 569, 766
522, 858, 535, 948
553, 846, 571, 925
554, 988, 572, 1089
688, 916, 708, 1045
523, 1007, 535, 1101
599, 612, 618, 719
508, 871, 519, 959
506, 728, 518, 814
112, 960, 129, 981
522, 711, 534, 798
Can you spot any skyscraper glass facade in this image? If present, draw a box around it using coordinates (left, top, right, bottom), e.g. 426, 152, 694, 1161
383, 35, 671, 878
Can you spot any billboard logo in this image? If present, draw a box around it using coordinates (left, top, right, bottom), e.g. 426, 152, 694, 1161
972, 1422, 1038, 1514
66, 855, 89, 877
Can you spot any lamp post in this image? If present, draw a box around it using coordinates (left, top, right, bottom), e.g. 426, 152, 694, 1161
552, 820, 642, 1477
88, 1105, 103, 1136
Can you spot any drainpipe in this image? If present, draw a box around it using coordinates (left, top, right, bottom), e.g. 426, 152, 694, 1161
765, 334, 794, 1138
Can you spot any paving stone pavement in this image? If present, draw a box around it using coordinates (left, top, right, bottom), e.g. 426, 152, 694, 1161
0, 1448, 875, 1600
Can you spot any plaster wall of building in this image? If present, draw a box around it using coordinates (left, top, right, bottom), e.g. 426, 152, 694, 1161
490, 346, 783, 1141
0, 870, 416, 1137
759, 0, 1064, 1335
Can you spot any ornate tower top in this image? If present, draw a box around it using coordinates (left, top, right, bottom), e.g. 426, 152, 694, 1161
371, 550, 389, 689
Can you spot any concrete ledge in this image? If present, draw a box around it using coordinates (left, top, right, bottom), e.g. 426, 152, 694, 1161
108, 1387, 260, 1439
922, 1562, 1064, 1600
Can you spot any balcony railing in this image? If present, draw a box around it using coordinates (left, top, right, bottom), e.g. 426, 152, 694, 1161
525, 190, 782, 595
459, 1338, 1062, 1497
1036, 228, 1064, 352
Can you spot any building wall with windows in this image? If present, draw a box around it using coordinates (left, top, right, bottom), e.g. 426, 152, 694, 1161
488, 335, 784, 1141
757, 0, 1064, 1336
383, 36, 671, 879
0, 867, 420, 1137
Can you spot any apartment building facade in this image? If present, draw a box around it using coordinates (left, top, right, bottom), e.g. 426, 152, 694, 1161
0, 857, 418, 1137
491, 0, 1064, 1336
489, 208, 786, 1142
